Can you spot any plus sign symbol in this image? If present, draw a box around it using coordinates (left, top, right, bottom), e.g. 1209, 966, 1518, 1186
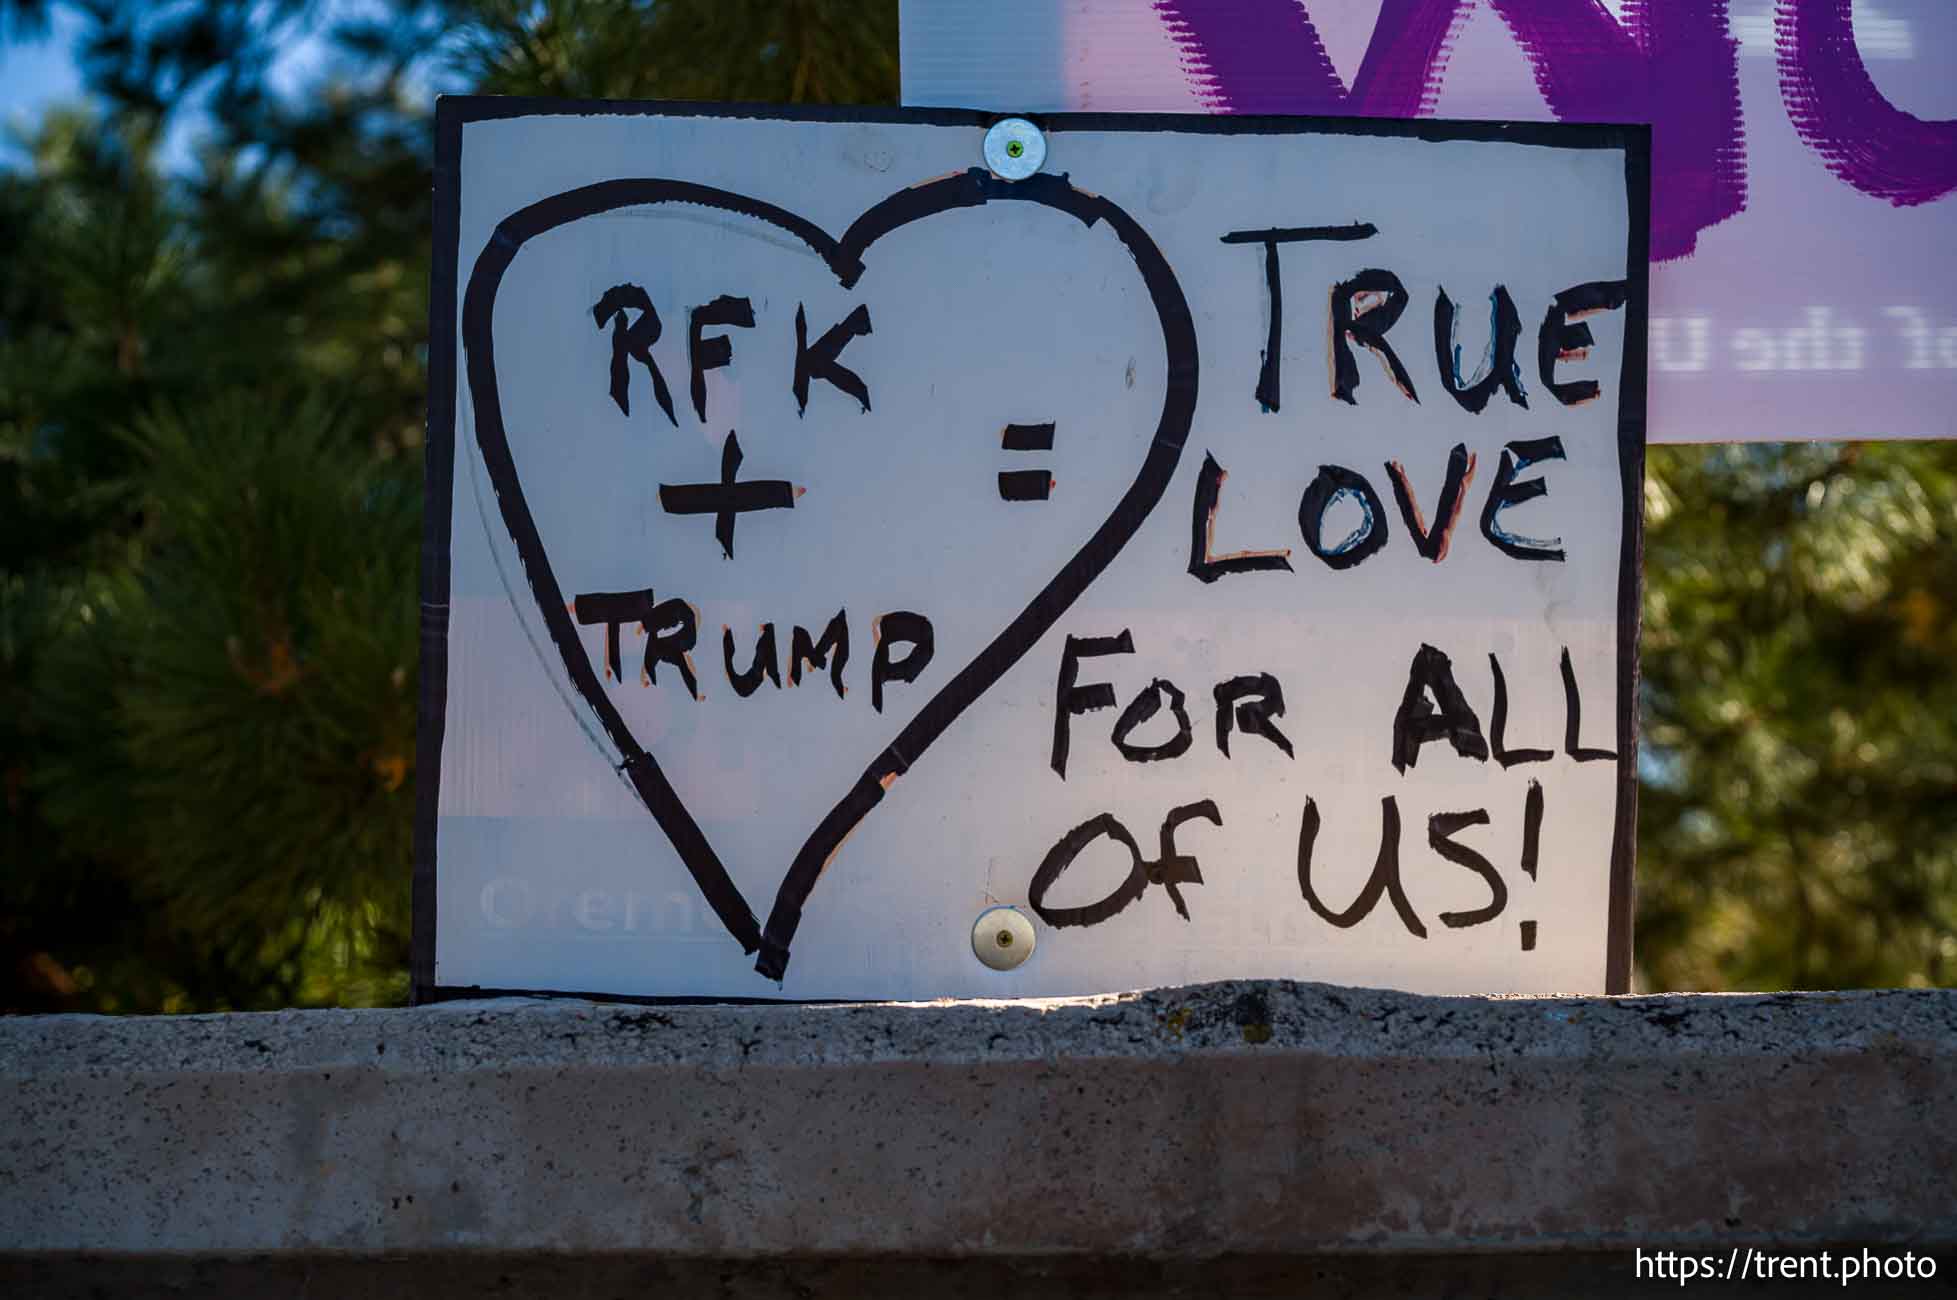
658, 430, 802, 560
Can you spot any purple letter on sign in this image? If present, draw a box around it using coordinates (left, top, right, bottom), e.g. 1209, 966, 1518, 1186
1154, 0, 1471, 118
1482, 0, 1745, 261
1776, 0, 1957, 208
1156, 0, 1747, 261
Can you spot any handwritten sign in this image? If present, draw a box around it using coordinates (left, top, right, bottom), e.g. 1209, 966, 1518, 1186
416, 102, 1647, 1002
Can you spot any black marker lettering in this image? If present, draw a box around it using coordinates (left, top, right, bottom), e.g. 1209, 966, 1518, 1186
573, 589, 651, 683
1538, 280, 1629, 406
576, 588, 699, 696
1297, 796, 1427, 938
1434, 285, 1527, 413
1428, 809, 1507, 929
998, 469, 1053, 501
1214, 673, 1294, 759
1392, 643, 1490, 773
688, 294, 754, 422
1480, 436, 1567, 563
1521, 779, 1545, 880
1489, 652, 1553, 767
1027, 802, 1220, 929
1298, 464, 1390, 570
788, 610, 849, 700
793, 302, 872, 415
1331, 268, 1418, 404
1051, 631, 1134, 779
1385, 444, 1476, 563
999, 423, 1057, 500
591, 284, 677, 428
1189, 452, 1292, 583
1001, 422, 1055, 451
1151, 799, 1221, 921
870, 611, 934, 713
1220, 222, 1377, 413
1254, 237, 1283, 411
1111, 678, 1194, 764
1561, 646, 1617, 761
643, 596, 701, 699
1028, 813, 1148, 929
658, 431, 797, 561
723, 623, 780, 697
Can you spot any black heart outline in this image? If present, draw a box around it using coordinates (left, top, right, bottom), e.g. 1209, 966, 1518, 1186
462, 167, 1198, 981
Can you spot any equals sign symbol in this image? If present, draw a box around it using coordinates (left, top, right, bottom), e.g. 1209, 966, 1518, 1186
998, 422, 1055, 501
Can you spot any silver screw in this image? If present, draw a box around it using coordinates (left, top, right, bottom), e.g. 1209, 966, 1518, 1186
972, 906, 1036, 970
983, 118, 1046, 181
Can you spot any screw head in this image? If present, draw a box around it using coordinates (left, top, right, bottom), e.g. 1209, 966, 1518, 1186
983, 118, 1045, 181
972, 906, 1036, 971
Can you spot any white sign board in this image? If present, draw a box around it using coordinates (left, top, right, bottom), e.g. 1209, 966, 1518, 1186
417, 102, 1645, 1002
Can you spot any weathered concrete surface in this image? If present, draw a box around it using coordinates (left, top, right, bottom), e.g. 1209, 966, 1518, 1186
1, 982, 1953, 1274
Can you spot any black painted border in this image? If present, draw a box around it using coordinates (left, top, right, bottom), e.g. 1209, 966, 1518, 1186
410, 99, 462, 1002
1608, 125, 1652, 996
413, 97, 1647, 1005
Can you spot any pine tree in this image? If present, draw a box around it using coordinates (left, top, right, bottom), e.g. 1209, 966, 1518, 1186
1640, 442, 1957, 989
2, 0, 900, 1012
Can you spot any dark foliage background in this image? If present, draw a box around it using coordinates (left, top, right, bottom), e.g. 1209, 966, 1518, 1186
1, 0, 1950, 1010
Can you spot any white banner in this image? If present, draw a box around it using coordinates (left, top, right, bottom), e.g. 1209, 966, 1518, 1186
901, 0, 1957, 444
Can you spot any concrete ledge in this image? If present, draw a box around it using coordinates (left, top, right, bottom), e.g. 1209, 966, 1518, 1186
3, 982, 1953, 1265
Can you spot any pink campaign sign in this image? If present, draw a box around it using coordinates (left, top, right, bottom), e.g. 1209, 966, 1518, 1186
901, 0, 1957, 442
